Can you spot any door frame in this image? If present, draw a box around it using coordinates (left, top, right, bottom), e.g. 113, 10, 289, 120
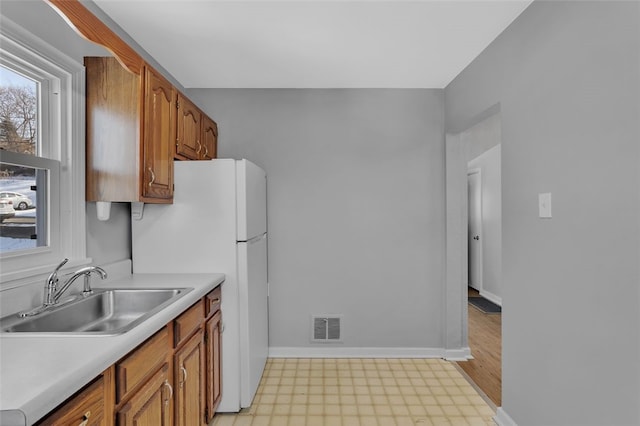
443, 131, 471, 360
444, 104, 501, 361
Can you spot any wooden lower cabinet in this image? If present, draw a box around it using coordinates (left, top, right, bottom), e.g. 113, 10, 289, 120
205, 310, 223, 422
35, 372, 112, 426
36, 286, 222, 426
116, 327, 170, 403
174, 330, 205, 426
116, 364, 173, 426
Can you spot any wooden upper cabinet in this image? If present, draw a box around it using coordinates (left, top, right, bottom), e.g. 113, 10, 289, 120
142, 67, 175, 200
50, 0, 219, 204
176, 94, 202, 160
85, 56, 140, 203
176, 93, 218, 161
85, 58, 174, 203
201, 115, 218, 161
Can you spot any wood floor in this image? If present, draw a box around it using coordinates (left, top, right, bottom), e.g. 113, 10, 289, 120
456, 288, 502, 407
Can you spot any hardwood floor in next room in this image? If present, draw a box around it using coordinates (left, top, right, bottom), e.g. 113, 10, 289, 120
456, 288, 502, 407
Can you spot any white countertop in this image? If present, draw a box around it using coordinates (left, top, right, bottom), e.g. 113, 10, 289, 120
0, 273, 225, 426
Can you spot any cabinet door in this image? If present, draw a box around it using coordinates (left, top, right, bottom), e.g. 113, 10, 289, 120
142, 66, 175, 201
200, 116, 218, 160
176, 94, 202, 160
174, 330, 205, 426
85, 56, 141, 203
117, 364, 172, 426
205, 310, 222, 422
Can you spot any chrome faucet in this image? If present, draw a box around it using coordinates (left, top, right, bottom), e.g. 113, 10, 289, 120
54, 265, 108, 303
18, 259, 108, 318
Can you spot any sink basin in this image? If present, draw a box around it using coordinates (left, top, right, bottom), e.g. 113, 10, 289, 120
0, 288, 193, 335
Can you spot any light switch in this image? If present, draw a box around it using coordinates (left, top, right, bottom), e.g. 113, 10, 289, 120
539, 192, 552, 218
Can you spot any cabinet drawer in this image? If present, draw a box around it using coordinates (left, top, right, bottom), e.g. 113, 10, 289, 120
174, 300, 204, 348
35, 376, 106, 426
116, 327, 169, 403
205, 286, 222, 318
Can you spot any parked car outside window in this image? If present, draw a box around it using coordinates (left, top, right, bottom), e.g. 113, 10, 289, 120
0, 199, 16, 222
0, 192, 34, 210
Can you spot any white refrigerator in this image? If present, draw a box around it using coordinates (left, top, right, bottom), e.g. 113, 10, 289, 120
132, 159, 269, 412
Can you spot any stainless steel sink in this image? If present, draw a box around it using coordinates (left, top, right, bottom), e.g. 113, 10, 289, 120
0, 288, 193, 335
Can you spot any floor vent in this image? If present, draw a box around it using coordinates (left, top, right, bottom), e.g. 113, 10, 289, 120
311, 315, 343, 343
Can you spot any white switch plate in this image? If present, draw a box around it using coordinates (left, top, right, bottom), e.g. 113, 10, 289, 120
539, 193, 552, 218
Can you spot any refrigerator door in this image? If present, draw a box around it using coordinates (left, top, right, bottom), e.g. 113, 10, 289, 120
237, 233, 269, 407
236, 159, 267, 241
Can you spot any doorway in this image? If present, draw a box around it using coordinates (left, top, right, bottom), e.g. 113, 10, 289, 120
446, 111, 503, 407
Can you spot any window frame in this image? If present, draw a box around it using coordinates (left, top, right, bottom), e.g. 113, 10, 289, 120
0, 16, 89, 286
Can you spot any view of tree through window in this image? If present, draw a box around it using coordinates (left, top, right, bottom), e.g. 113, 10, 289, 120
0, 66, 37, 155
0, 65, 41, 253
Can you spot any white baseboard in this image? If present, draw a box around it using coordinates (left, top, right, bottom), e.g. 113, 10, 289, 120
269, 347, 447, 358
494, 408, 517, 426
479, 289, 502, 307
444, 346, 472, 361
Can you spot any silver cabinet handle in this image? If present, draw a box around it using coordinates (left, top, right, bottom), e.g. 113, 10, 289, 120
164, 379, 173, 405
180, 366, 187, 388
148, 167, 156, 186
196, 141, 202, 154
203, 145, 209, 157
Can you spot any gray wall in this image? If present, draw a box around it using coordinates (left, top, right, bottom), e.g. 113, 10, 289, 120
446, 1, 639, 424
189, 89, 446, 350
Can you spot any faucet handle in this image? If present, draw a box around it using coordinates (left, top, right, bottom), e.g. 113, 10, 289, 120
48, 258, 69, 284
43, 258, 69, 307
55, 258, 70, 270
47, 257, 69, 287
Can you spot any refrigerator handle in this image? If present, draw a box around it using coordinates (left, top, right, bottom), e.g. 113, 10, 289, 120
244, 233, 267, 244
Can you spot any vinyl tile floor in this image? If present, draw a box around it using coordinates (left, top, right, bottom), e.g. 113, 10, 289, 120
212, 358, 496, 426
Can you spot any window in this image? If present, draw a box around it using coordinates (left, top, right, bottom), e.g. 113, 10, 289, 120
1, 66, 48, 253
0, 17, 87, 284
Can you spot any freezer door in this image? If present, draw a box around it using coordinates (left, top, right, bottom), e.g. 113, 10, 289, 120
236, 159, 267, 241
237, 233, 269, 408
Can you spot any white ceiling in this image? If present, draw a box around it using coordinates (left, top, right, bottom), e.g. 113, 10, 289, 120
92, 0, 533, 89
